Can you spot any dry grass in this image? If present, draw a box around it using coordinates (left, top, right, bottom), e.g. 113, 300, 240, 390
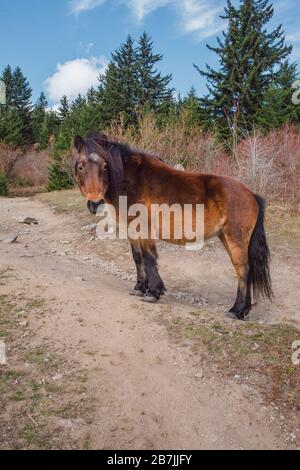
37, 189, 86, 214
159, 311, 300, 412
0, 268, 92, 450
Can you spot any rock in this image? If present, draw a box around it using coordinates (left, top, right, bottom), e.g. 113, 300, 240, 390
52, 374, 63, 381
19, 320, 28, 327
195, 370, 204, 379
81, 223, 97, 231
19, 217, 38, 225
3, 235, 18, 244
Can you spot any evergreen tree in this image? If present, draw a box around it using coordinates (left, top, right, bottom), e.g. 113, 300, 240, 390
38, 111, 60, 150
3, 107, 24, 147
179, 87, 203, 128
47, 124, 74, 191
86, 86, 98, 104
32, 92, 48, 143
0, 66, 33, 146
195, 0, 293, 141
11, 67, 33, 144
257, 61, 300, 130
98, 35, 140, 127
137, 32, 173, 109
58, 95, 70, 122
71, 94, 86, 113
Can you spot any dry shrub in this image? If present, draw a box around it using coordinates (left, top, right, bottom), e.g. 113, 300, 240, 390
111, 112, 226, 172
236, 126, 300, 208
9, 147, 50, 188
0, 142, 21, 175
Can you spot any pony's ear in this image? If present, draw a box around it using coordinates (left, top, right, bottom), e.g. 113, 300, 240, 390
106, 145, 124, 203
74, 135, 84, 153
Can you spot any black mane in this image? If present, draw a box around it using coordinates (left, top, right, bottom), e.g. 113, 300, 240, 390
83, 132, 163, 163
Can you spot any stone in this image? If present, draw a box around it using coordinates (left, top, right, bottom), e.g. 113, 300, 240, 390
19, 217, 38, 225
3, 235, 18, 244
195, 370, 204, 379
52, 374, 63, 381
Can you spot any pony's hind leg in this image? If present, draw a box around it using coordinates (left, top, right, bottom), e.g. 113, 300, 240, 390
219, 232, 252, 320
141, 241, 166, 304
130, 242, 148, 297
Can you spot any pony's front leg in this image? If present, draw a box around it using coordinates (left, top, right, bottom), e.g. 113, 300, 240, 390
130, 242, 148, 297
141, 242, 166, 304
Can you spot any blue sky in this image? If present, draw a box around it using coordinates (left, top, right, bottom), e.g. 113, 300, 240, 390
1, 0, 299, 107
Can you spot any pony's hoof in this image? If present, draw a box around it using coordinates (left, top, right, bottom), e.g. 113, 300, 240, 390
227, 309, 250, 321
142, 295, 159, 304
129, 289, 144, 297
226, 311, 239, 321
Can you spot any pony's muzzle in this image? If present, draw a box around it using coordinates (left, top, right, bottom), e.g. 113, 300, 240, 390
87, 200, 105, 215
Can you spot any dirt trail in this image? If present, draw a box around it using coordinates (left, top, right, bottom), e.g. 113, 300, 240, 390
0, 195, 299, 450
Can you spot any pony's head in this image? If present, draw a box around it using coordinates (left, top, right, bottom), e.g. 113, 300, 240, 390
74, 133, 124, 214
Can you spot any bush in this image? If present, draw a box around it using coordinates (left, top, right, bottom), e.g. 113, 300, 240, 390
0, 171, 8, 196
47, 126, 75, 192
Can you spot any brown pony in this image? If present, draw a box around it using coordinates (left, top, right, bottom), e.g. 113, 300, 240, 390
74, 133, 273, 320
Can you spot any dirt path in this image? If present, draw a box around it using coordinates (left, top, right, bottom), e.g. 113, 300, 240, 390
0, 194, 299, 450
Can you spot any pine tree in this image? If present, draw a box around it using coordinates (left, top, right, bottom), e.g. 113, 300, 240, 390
3, 106, 24, 147
137, 32, 173, 109
32, 92, 48, 143
257, 61, 300, 130
11, 67, 33, 144
38, 111, 60, 150
98, 35, 140, 127
58, 95, 70, 122
195, 0, 293, 141
71, 94, 86, 113
179, 87, 203, 128
47, 124, 74, 191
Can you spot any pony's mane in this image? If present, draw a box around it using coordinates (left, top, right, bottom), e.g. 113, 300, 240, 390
83, 133, 163, 163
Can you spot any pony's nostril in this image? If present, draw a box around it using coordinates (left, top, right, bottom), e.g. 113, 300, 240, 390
87, 200, 105, 214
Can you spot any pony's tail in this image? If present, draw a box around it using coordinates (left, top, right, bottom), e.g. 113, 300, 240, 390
248, 195, 273, 301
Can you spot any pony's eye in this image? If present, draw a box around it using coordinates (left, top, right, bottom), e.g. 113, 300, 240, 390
78, 164, 85, 172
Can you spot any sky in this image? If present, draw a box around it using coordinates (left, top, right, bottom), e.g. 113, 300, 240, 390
1, 0, 299, 108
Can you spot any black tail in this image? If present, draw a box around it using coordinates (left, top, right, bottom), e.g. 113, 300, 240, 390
248, 195, 273, 301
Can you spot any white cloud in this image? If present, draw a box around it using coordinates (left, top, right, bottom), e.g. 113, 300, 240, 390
69, 0, 223, 39
179, 0, 223, 39
123, 0, 223, 38
286, 32, 300, 43
70, 0, 106, 16
44, 56, 108, 103
125, 0, 171, 22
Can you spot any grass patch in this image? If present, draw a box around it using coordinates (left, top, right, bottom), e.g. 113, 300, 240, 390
164, 315, 300, 411
19, 425, 47, 449
36, 189, 86, 214
10, 390, 26, 402
267, 204, 300, 252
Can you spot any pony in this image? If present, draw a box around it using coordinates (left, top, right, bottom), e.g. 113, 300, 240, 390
74, 133, 272, 320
